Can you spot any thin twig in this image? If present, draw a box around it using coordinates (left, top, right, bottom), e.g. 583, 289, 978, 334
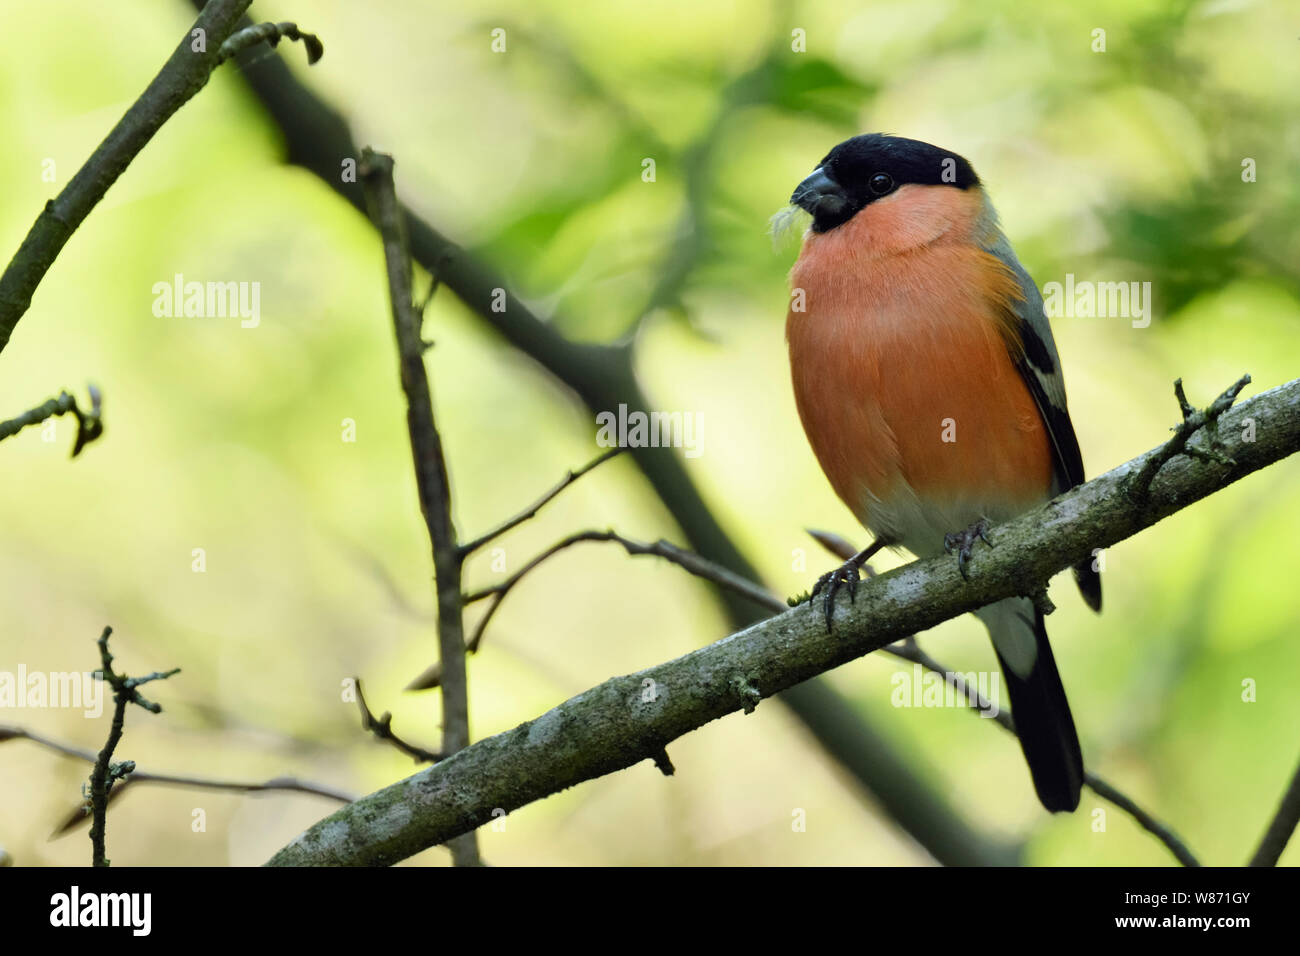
405, 661, 443, 692
218, 21, 323, 65
459, 448, 625, 556
463, 529, 774, 652
359, 149, 479, 866
1248, 751, 1300, 866
1127, 375, 1251, 499
0, 0, 262, 354
1, 723, 353, 838
353, 678, 442, 764
86, 627, 179, 867
651, 749, 675, 776
343, 443, 626, 676
1083, 774, 1200, 868
417, 276, 441, 321
0, 385, 104, 457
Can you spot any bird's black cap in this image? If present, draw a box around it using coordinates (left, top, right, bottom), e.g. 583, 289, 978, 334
791, 133, 980, 233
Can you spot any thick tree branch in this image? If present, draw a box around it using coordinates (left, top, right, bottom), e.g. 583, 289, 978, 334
266, 376, 1298, 866
199, 5, 995, 866
358, 150, 479, 866
0, 0, 263, 353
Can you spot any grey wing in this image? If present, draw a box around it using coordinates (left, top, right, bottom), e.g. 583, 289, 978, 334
984, 230, 1101, 611
984, 231, 1086, 496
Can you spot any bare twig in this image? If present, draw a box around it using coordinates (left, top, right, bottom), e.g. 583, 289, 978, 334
358, 149, 479, 867
651, 749, 675, 776
218, 21, 323, 65
1127, 375, 1251, 499
1248, 751, 1300, 866
344, 444, 626, 683
405, 662, 443, 692
1, 723, 354, 837
459, 448, 625, 556
0, 385, 104, 457
805, 528, 863, 565
353, 678, 442, 764
1083, 774, 1200, 868
87, 627, 179, 867
417, 276, 441, 321
0, 0, 263, 353
462, 529, 774, 652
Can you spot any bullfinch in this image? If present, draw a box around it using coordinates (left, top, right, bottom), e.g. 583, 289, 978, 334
783, 133, 1100, 813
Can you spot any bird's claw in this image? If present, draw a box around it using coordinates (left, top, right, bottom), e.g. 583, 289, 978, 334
944, 519, 992, 581
810, 558, 863, 632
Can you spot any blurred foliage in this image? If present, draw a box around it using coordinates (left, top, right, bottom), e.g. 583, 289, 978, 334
0, 0, 1297, 867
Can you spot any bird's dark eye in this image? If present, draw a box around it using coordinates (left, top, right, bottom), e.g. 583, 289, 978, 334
869, 172, 894, 195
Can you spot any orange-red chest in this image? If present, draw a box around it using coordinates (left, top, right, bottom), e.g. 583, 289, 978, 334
785, 186, 1052, 546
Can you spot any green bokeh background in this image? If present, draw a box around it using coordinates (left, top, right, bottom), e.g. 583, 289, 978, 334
1, 0, 1297, 866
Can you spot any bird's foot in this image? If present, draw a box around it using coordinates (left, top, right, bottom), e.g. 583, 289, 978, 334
809, 540, 886, 632
944, 519, 992, 581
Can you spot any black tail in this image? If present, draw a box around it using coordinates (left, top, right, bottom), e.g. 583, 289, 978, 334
993, 608, 1084, 813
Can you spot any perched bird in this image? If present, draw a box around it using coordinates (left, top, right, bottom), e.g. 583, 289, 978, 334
783, 133, 1100, 813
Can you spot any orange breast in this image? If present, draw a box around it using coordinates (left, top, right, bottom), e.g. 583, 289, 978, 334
786, 185, 1052, 545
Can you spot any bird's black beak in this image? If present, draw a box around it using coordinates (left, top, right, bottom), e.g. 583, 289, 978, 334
791, 166, 848, 218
